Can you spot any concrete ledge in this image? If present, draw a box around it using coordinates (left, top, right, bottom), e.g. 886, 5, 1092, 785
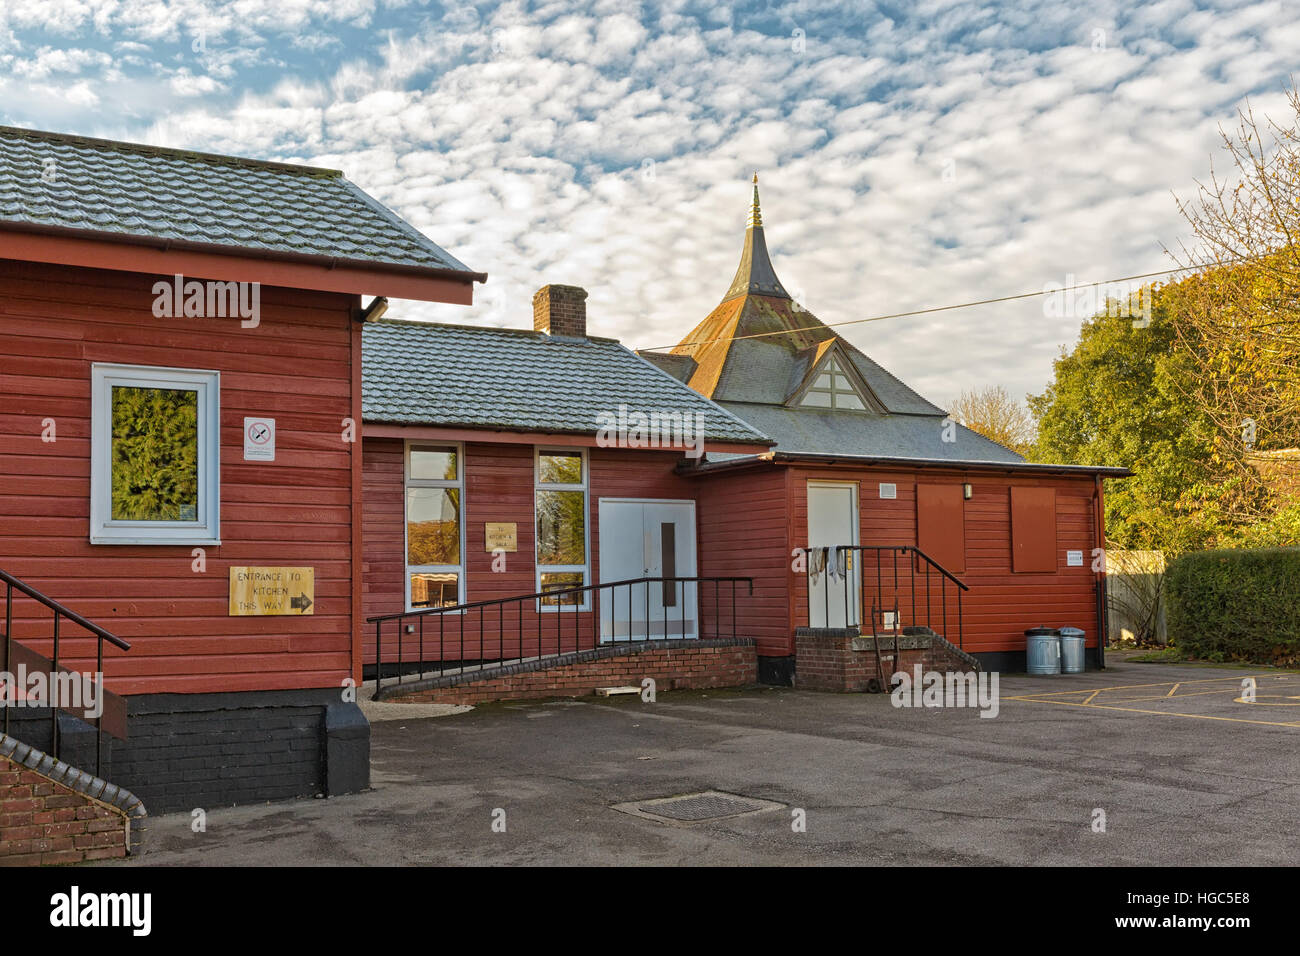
383, 639, 759, 706
374, 637, 756, 700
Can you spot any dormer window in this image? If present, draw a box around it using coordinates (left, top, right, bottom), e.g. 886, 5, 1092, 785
799, 355, 868, 411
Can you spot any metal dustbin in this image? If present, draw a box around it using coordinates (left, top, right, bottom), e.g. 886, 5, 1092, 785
1025, 627, 1061, 675
1059, 627, 1086, 674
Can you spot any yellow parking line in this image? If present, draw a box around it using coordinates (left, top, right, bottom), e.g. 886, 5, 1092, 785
1014, 695, 1300, 729
1104, 688, 1238, 704
1082, 690, 1101, 704
1008, 674, 1280, 699
1166, 683, 1181, 697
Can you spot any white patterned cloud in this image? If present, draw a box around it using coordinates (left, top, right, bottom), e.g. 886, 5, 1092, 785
2, 0, 1297, 408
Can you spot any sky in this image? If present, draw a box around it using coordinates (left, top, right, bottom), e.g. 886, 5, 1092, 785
2, 0, 1297, 410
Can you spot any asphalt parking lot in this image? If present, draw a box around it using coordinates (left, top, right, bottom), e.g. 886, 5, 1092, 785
128, 657, 1300, 866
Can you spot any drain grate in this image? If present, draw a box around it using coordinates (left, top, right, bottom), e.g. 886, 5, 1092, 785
612, 790, 785, 826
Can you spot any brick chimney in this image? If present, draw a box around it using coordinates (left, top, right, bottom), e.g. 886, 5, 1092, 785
532, 284, 588, 338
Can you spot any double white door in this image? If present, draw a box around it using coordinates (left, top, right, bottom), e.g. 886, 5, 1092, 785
598, 499, 697, 641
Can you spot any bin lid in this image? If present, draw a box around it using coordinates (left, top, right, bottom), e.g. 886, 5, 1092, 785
1025, 627, 1060, 636
1059, 627, 1085, 638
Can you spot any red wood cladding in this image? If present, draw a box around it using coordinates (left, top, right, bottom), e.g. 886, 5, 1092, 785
693, 466, 793, 658
1010, 486, 1058, 572
916, 483, 966, 574
363, 444, 1106, 663
781, 464, 1101, 656
0, 259, 360, 696
362, 438, 747, 664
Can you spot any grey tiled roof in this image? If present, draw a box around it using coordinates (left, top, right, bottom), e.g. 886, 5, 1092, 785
363, 320, 771, 444
0, 126, 481, 276
716, 401, 1027, 464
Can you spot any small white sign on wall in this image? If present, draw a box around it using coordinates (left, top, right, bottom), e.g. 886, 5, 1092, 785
1066, 549, 1084, 567
243, 417, 276, 462
879, 483, 897, 499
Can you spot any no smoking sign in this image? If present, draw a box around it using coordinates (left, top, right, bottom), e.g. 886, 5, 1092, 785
243, 417, 276, 462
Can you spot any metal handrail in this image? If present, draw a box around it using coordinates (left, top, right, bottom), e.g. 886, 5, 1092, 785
798, 545, 968, 648
0, 569, 131, 650
368, 575, 753, 699
1, 568, 131, 777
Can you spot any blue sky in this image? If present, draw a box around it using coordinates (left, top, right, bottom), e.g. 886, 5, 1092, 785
2, 0, 1296, 407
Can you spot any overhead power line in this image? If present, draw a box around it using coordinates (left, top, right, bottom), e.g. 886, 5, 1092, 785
642, 262, 1201, 353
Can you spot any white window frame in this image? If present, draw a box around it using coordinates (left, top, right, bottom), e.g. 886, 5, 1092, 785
403, 440, 467, 612
800, 355, 868, 410
534, 447, 591, 612
90, 363, 220, 546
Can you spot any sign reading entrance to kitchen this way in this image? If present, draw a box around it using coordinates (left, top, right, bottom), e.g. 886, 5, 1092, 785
229, 567, 314, 616
485, 522, 518, 552
243, 417, 275, 461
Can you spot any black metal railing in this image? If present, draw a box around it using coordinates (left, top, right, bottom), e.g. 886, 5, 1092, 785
0, 569, 131, 777
798, 545, 969, 647
367, 575, 752, 699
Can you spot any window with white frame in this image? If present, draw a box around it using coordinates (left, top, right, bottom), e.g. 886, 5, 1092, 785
90, 363, 220, 545
405, 443, 465, 610
799, 355, 868, 411
535, 448, 589, 610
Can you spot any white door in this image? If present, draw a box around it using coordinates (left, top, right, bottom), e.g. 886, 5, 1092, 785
598, 499, 698, 641
807, 481, 859, 628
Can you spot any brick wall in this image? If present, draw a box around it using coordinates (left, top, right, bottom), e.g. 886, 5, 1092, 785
0, 750, 139, 866
532, 284, 588, 338
795, 627, 979, 692
388, 639, 757, 705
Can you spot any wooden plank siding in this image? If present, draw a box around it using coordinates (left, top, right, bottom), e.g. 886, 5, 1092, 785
361, 438, 756, 665
0, 259, 360, 696
692, 465, 793, 657
782, 464, 1102, 656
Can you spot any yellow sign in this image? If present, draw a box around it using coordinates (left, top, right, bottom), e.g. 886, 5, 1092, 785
229, 567, 315, 616
485, 522, 518, 552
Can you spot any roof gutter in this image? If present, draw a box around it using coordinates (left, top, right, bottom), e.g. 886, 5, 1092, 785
0, 219, 489, 284
678, 450, 1133, 479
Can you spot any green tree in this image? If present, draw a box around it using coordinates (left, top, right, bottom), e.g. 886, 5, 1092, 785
1028, 288, 1221, 551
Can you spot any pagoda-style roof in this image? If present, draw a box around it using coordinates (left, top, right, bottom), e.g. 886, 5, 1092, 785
668, 175, 944, 416
653, 175, 1029, 466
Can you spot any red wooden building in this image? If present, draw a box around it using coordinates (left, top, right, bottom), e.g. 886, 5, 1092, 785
0, 126, 483, 812
654, 178, 1129, 680
362, 179, 1127, 702
360, 285, 772, 698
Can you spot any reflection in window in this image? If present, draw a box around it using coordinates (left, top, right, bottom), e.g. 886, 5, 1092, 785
536, 489, 585, 565
410, 572, 460, 609
406, 487, 461, 565
110, 385, 200, 521
536, 449, 588, 609
538, 451, 583, 485
405, 443, 464, 610
539, 571, 584, 607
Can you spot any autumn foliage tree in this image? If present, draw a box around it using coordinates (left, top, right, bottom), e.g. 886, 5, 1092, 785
947, 385, 1036, 458
1165, 84, 1300, 538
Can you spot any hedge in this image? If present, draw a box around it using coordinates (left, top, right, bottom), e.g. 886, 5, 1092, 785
1165, 547, 1300, 665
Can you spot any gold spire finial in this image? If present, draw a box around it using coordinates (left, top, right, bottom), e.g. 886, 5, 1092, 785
748, 172, 762, 228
